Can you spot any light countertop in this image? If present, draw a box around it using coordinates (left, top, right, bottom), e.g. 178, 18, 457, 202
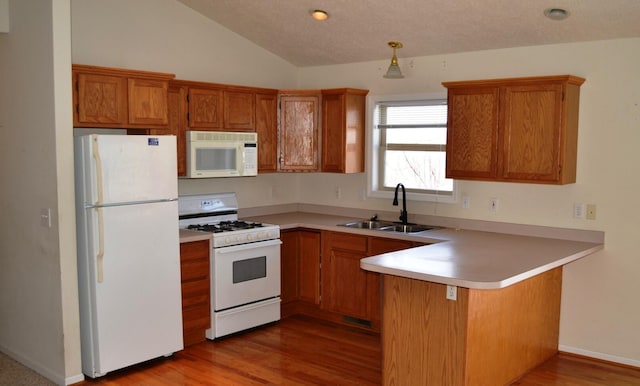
245, 211, 604, 290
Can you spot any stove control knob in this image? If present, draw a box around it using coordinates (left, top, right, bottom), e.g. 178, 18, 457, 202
247, 233, 254, 241
224, 237, 231, 244
258, 232, 265, 239
267, 231, 274, 238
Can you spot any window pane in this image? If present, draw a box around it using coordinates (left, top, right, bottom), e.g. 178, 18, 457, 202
383, 150, 453, 192
383, 105, 447, 125
387, 127, 447, 145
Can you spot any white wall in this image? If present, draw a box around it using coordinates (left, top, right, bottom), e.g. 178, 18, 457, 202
296, 39, 640, 365
71, 0, 298, 89
0, 0, 82, 384
71, 0, 640, 368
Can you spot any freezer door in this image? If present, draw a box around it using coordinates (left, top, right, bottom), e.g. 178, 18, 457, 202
75, 134, 177, 205
80, 200, 183, 376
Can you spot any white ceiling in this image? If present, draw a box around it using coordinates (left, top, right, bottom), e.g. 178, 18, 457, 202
177, 0, 640, 67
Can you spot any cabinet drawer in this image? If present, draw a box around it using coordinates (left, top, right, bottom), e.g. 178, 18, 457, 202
326, 232, 367, 252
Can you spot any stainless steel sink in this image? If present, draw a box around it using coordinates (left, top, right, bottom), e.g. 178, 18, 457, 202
338, 220, 394, 230
379, 224, 436, 233
338, 220, 437, 233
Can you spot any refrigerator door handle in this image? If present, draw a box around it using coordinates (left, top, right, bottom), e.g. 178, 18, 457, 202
97, 207, 105, 283
92, 135, 104, 206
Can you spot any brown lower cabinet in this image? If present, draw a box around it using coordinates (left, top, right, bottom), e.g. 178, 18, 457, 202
179, 239, 211, 346
280, 228, 425, 332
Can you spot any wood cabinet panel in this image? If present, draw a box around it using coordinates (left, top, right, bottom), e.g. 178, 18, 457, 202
322, 246, 369, 319
72, 64, 174, 129
321, 232, 369, 319
223, 90, 254, 131
255, 93, 278, 172
188, 87, 224, 129
382, 267, 562, 386
279, 93, 320, 171
280, 230, 299, 304
446, 87, 499, 179
298, 230, 321, 304
128, 78, 168, 126
443, 75, 584, 184
75, 73, 128, 126
501, 83, 563, 181
280, 230, 320, 306
166, 84, 188, 176
321, 89, 368, 173
179, 239, 211, 347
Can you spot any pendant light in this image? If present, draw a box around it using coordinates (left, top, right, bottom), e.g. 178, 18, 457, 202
383, 41, 404, 79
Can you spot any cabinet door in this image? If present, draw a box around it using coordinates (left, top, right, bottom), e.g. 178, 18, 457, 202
255, 93, 278, 172
128, 78, 169, 127
321, 93, 346, 172
298, 230, 321, 304
279, 95, 320, 171
446, 87, 500, 179
280, 230, 299, 304
321, 232, 368, 319
321, 90, 367, 173
166, 85, 188, 176
76, 73, 128, 126
501, 83, 564, 182
224, 91, 254, 131
188, 87, 223, 129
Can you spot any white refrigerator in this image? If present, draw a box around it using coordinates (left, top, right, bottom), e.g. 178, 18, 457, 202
74, 134, 183, 378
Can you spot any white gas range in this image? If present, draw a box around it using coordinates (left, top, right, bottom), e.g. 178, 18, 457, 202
178, 193, 281, 339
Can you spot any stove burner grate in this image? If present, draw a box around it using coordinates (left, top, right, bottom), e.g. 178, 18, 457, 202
187, 221, 264, 233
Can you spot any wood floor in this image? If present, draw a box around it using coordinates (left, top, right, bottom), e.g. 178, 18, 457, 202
79, 315, 640, 386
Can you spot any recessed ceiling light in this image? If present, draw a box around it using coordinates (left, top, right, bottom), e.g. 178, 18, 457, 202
312, 10, 329, 21
544, 8, 570, 21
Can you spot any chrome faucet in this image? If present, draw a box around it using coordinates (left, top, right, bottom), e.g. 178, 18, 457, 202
393, 183, 409, 224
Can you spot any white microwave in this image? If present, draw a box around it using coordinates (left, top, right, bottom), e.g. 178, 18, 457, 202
186, 131, 258, 178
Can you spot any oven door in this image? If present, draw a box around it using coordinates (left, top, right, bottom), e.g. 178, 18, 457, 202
212, 238, 281, 311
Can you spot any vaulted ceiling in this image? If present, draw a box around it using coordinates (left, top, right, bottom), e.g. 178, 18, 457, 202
178, 0, 640, 67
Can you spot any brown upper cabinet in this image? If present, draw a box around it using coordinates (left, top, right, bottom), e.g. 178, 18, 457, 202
321, 88, 368, 173
278, 91, 321, 172
443, 75, 585, 184
187, 86, 224, 129
72, 64, 174, 129
224, 90, 255, 131
182, 82, 258, 132
166, 80, 277, 176
255, 92, 279, 173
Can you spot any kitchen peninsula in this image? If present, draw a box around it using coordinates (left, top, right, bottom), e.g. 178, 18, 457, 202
243, 210, 603, 386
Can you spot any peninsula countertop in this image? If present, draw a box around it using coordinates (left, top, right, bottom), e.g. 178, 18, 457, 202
244, 211, 604, 290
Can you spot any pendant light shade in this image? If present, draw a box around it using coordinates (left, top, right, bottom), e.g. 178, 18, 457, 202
383, 41, 404, 79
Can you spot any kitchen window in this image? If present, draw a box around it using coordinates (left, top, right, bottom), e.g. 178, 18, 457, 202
368, 95, 455, 202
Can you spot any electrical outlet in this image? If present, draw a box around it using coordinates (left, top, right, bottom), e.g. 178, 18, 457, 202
489, 197, 499, 212
462, 195, 470, 209
586, 204, 597, 220
446, 285, 457, 301
335, 187, 342, 199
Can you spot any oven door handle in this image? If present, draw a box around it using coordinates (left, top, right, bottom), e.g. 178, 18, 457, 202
215, 238, 282, 254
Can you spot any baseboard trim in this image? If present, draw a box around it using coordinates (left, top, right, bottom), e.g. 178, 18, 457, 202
0, 343, 84, 385
559, 345, 640, 368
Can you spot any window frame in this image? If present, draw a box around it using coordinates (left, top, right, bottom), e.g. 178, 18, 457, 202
366, 92, 458, 204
